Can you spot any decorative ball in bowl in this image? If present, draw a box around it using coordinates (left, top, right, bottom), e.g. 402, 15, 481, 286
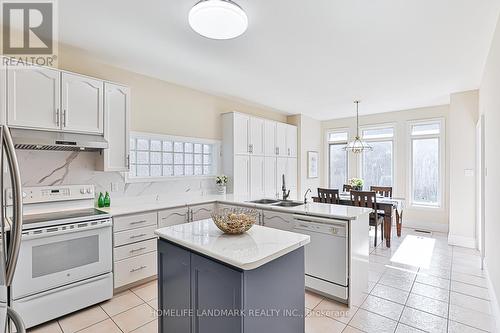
211, 208, 258, 234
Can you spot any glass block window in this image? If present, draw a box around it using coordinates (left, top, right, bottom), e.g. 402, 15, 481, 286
128, 133, 218, 179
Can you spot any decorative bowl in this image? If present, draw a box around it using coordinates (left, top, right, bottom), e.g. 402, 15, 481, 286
211, 208, 258, 234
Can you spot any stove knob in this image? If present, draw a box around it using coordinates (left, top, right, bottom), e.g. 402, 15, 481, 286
80, 188, 85, 194
86, 188, 92, 194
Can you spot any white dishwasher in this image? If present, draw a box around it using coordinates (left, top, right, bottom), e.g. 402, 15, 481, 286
292, 215, 349, 301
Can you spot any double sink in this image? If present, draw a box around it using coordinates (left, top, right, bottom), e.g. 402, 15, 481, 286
249, 199, 304, 207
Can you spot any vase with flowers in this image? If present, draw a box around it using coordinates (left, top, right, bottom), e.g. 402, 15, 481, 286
348, 178, 364, 191
215, 175, 228, 194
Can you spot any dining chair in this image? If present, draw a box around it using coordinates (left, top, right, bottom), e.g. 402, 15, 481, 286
317, 188, 340, 204
350, 191, 384, 247
343, 184, 353, 192
370, 186, 393, 198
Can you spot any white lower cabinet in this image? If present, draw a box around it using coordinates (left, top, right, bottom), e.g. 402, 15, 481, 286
114, 252, 157, 289
112, 212, 158, 290
190, 203, 215, 221
262, 211, 294, 231
158, 207, 189, 228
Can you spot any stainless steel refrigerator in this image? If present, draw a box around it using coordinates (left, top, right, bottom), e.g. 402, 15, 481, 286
1, 125, 25, 333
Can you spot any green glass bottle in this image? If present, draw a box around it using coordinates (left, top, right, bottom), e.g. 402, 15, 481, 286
97, 192, 105, 208
104, 192, 111, 207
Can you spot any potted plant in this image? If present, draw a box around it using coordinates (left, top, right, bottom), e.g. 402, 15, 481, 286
348, 178, 364, 191
215, 175, 229, 194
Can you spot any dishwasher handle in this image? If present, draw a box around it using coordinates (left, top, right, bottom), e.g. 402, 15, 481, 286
292, 214, 347, 227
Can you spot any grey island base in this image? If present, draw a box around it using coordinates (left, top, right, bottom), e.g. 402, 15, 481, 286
155, 219, 311, 333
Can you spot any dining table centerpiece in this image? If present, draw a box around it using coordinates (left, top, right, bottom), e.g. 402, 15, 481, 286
348, 178, 364, 191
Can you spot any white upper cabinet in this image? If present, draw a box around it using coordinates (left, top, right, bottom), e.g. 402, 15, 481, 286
7, 65, 60, 130
286, 125, 297, 157
61, 73, 104, 134
249, 117, 264, 155
276, 122, 288, 157
0, 61, 6, 125
249, 156, 265, 199
263, 120, 276, 156
97, 83, 130, 172
287, 158, 297, 189
276, 157, 288, 196
264, 156, 277, 198
233, 113, 250, 155
233, 154, 250, 196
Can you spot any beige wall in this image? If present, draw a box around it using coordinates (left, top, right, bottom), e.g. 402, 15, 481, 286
321, 105, 450, 232
288, 115, 323, 200
479, 13, 500, 318
448, 90, 479, 247
56, 45, 288, 140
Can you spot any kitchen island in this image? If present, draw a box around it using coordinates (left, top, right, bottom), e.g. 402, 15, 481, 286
155, 219, 310, 333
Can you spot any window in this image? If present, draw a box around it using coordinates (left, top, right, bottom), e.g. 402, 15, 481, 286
360, 126, 394, 190
328, 131, 348, 190
409, 120, 444, 207
128, 132, 219, 180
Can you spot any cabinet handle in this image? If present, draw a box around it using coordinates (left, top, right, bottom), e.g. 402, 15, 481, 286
129, 247, 147, 253
276, 147, 279, 155
130, 265, 147, 273
130, 220, 147, 225
62, 109, 67, 127
126, 155, 130, 169
130, 233, 147, 239
288, 148, 291, 156
248, 144, 254, 154
55, 108, 60, 127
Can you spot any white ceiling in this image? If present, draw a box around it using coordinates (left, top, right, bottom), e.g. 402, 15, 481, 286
59, 0, 500, 120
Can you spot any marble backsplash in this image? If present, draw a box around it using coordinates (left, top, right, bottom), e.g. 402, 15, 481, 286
14, 150, 217, 204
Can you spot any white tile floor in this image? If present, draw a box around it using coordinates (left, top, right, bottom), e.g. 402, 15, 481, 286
28, 227, 498, 333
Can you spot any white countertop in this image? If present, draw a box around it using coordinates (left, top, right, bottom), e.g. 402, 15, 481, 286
155, 219, 311, 270
99, 194, 372, 221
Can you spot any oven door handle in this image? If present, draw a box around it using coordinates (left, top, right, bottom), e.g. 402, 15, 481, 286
3, 125, 24, 286
22, 221, 112, 241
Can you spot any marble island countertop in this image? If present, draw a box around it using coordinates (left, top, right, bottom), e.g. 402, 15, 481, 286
99, 194, 372, 221
155, 219, 311, 270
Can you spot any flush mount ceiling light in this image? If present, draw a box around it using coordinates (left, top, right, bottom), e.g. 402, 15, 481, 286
189, 0, 248, 40
344, 101, 373, 154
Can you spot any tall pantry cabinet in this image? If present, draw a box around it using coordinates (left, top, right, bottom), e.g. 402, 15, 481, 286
222, 112, 298, 200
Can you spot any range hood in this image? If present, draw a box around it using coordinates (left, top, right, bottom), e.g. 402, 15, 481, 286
11, 128, 108, 151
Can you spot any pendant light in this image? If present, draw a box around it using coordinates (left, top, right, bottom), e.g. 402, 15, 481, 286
344, 101, 372, 153
189, 0, 248, 40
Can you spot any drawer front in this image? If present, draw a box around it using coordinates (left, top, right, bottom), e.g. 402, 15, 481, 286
190, 203, 215, 221
114, 225, 157, 247
158, 207, 189, 228
114, 239, 157, 261
263, 211, 293, 231
113, 212, 157, 232
114, 251, 157, 288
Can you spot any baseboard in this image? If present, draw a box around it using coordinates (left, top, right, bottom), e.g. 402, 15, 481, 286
484, 258, 500, 333
447, 234, 476, 249
401, 219, 449, 233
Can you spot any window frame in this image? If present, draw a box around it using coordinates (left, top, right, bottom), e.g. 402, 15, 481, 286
325, 128, 349, 190
358, 123, 396, 192
407, 118, 445, 209
126, 131, 221, 183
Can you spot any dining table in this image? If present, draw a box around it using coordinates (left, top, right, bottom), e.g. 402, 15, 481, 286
312, 193, 405, 248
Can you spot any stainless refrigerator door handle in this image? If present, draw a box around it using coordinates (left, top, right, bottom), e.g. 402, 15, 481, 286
3, 125, 23, 286
7, 307, 26, 333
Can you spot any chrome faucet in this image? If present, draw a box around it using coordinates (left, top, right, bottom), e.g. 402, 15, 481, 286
281, 174, 290, 200
304, 188, 312, 204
